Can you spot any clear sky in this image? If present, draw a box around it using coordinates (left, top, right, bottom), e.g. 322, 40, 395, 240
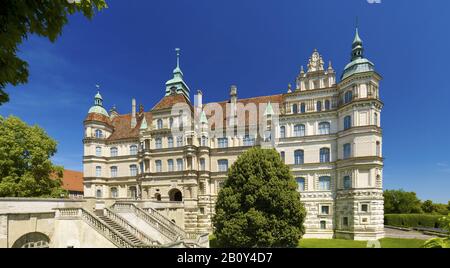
1, 0, 449, 203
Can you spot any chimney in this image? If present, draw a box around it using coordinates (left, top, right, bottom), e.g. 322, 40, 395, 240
230, 85, 238, 121
131, 98, 137, 128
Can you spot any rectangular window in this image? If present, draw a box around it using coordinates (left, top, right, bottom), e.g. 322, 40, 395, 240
361, 204, 369, 213
319, 176, 331, 191
343, 217, 349, 227
155, 138, 162, 149
95, 166, 102, 177
320, 221, 326, 230
343, 143, 351, 159
343, 176, 351, 189
177, 159, 183, 171
95, 147, 102, 157
243, 135, 255, 146
155, 160, 162, 173
218, 160, 229, 172
111, 167, 117, 177
218, 138, 228, 148
168, 160, 174, 172
321, 205, 330, 215
199, 158, 206, 171
176, 136, 183, 147
168, 137, 174, 148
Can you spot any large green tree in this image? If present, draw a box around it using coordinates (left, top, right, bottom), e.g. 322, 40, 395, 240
0, 0, 107, 105
212, 148, 306, 248
0, 116, 66, 197
421, 200, 434, 214
384, 189, 422, 214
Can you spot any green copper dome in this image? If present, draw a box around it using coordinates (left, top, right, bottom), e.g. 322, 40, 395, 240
88, 91, 109, 117
341, 27, 375, 80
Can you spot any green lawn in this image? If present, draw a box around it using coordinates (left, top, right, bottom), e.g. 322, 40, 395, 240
298, 238, 426, 248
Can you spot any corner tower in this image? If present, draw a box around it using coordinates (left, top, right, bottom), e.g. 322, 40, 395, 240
335, 27, 384, 240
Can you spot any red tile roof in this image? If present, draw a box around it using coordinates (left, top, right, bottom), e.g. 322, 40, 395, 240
151, 93, 192, 111
84, 113, 111, 125
52, 170, 84, 192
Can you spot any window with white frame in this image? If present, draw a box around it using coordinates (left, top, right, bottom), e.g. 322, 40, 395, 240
110, 147, 118, 157
343, 175, 351, 189
157, 119, 163, 129
177, 159, 183, 171
318, 122, 330, 135
110, 187, 118, 198
280, 126, 286, 138
155, 138, 162, 149
155, 160, 162, 172
130, 165, 138, 176
344, 115, 352, 130
130, 145, 138, 155
199, 158, 206, 171
201, 136, 208, 146
95, 166, 102, 177
218, 137, 228, 148
294, 124, 305, 137
218, 159, 229, 172
320, 220, 326, 229
296, 177, 305, 191
168, 137, 174, 148
95, 129, 103, 138
294, 150, 304, 165
321, 205, 330, 215
320, 148, 330, 163
243, 135, 255, 146
110, 166, 117, 177
95, 146, 102, 157
343, 143, 351, 159
319, 176, 331, 191
168, 159, 174, 172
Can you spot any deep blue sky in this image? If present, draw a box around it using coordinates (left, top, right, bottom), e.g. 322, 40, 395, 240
1, 0, 449, 203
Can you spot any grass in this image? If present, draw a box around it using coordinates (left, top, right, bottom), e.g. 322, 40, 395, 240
210, 234, 427, 248
298, 238, 427, 248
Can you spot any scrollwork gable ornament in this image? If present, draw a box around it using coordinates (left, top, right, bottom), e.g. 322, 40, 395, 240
307, 49, 325, 72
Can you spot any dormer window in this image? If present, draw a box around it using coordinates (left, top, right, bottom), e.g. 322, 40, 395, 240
95, 129, 103, 138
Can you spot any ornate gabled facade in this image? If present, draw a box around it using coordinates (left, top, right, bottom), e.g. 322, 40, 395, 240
83, 28, 384, 240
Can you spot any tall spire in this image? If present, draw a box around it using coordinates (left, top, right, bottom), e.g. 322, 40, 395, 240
165, 48, 190, 99
351, 25, 364, 61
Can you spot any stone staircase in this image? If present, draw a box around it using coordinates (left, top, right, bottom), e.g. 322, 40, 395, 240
97, 215, 146, 247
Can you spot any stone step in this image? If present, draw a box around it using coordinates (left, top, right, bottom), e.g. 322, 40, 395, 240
98, 216, 144, 245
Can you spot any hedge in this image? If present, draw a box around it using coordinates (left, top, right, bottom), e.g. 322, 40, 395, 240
384, 214, 443, 228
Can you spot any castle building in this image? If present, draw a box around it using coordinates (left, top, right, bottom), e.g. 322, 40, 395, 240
83, 28, 384, 240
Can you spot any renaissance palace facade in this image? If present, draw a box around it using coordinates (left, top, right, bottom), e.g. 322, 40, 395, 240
83, 28, 384, 240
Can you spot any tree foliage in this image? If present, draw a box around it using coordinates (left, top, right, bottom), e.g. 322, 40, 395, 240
0, 0, 107, 105
212, 148, 306, 248
423, 214, 450, 248
384, 189, 423, 214
421, 200, 434, 214
0, 116, 66, 197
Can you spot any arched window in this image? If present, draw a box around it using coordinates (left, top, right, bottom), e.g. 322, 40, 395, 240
155, 193, 161, 201
168, 137, 174, 148
319, 176, 331, 191
374, 112, 378, 126
95, 146, 102, 157
325, 100, 331, 110
129, 186, 137, 199
343, 143, 351, 159
169, 117, 174, 128
96, 189, 102, 198
110, 147, 118, 157
110, 166, 117, 177
344, 91, 353, 104
343, 176, 351, 190
177, 159, 183, 171
155, 160, 162, 172
168, 159, 174, 172
157, 119, 163, 129
155, 138, 162, 149
129, 145, 138, 155
169, 189, 183, 202
280, 126, 286, 138
292, 104, 298, 114
12, 232, 50, 248
95, 129, 103, 138
320, 220, 327, 229
280, 151, 285, 163
317, 101, 322, 112
318, 122, 330, 135
294, 124, 306, 137
130, 165, 138, 176
296, 177, 305, 191
110, 187, 118, 198
294, 150, 304, 165
218, 159, 229, 172
320, 148, 330, 163
300, 103, 306, 113
344, 116, 352, 130
95, 166, 102, 177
